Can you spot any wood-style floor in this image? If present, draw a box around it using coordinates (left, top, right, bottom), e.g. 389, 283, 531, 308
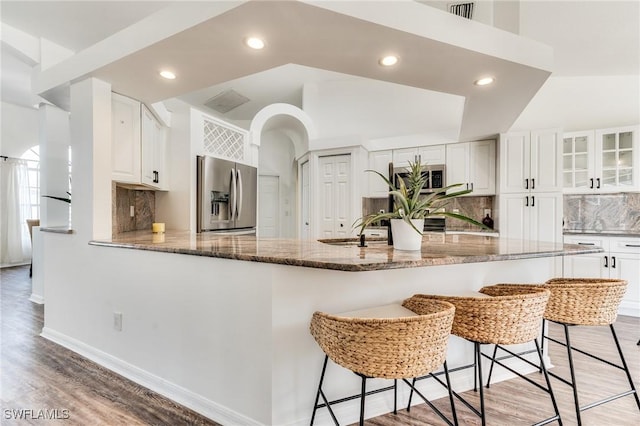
1, 265, 220, 425
1, 264, 639, 425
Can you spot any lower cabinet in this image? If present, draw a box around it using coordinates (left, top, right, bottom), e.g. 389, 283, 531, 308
564, 235, 640, 317
499, 192, 563, 244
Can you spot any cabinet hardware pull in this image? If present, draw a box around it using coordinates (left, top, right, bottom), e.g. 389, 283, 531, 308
604, 255, 608, 268
525, 178, 529, 189
525, 196, 529, 207
578, 242, 595, 245
590, 178, 594, 189
531, 196, 535, 207
596, 178, 601, 189
625, 244, 640, 247
611, 256, 616, 268
470, 182, 474, 191
340, 223, 344, 227
531, 178, 535, 190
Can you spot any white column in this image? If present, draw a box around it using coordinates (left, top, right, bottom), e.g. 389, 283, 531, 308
69, 78, 112, 239
39, 104, 70, 227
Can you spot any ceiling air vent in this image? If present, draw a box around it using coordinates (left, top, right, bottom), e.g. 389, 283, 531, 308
204, 89, 250, 114
449, 2, 474, 20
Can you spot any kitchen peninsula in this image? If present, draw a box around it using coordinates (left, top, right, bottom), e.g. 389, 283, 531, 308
46, 231, 600, 426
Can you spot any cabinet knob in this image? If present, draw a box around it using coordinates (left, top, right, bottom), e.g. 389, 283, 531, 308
340, 223, 344, 227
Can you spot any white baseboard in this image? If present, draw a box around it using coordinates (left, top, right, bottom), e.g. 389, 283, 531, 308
29, 293, 44, 304
618, 301, 640, 318
40, 327, 264, 426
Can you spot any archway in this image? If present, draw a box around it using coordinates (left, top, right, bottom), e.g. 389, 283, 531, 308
250, 104, 315, 238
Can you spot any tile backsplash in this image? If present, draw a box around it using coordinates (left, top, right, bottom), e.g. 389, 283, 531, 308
564, 193, 640, 232
112, 183, 155, 235
361, 196, 494, 230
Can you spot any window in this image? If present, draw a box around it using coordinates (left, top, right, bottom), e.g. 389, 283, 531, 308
21, 146, 40, 220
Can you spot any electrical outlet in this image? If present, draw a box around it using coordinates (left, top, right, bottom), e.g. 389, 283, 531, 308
484, 209, 492, 217
114, 312, 123, 331
129, 206, 135, 217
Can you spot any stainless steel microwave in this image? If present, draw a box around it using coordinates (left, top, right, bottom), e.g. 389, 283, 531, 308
393, 164, 446, 194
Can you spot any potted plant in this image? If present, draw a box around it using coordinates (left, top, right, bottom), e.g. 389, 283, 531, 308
356, 160, 489, 250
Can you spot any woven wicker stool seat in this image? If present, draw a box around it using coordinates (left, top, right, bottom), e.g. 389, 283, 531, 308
406, 286, 562, 426
309, 299, 457, 426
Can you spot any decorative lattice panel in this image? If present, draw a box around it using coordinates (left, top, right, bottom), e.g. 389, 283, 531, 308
203, 117, 245, 161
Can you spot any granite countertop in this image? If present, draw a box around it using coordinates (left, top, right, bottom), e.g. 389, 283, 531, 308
89, 231, 602, 272
563, 230, 640, 238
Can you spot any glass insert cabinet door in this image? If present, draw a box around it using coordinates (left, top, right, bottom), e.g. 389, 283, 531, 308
562, 132, 594, 190
597, 129, 635, 188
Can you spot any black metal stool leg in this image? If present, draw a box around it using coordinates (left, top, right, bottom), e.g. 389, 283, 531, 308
443, 361, 458, 426
359, 376, 367, 426
407, 377, 416, 411
473, 344, 478, 391
393, 379, 397, 415
475, 342, 486, 426
563, 324, 582, 426
535, 338, 563, 425
311, 355, 338, 426
610, 324, 640, 411
485, 344, 499, 388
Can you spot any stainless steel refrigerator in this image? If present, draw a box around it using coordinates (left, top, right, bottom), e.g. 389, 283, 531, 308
197, 155, 257, 232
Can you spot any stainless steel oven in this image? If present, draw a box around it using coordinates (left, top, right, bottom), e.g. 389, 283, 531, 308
393, 164, 446, 194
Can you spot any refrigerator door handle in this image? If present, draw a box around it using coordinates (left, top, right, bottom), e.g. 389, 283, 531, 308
236, 169, 243, 219
230, 169, 236, 220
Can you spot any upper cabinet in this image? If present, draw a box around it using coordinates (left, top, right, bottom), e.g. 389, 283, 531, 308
563, 125, 638, 193
392, 145, 446, 169
112, 93, 141, 184
141, 105, 166, 189
500, 129, 562, 194
446, 140, 495, 196
111, 93, 167, 190
368, 150, 393, 197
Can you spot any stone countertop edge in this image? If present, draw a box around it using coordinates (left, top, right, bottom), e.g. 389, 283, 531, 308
563, 230, 640, 238
89, 232, 604, 272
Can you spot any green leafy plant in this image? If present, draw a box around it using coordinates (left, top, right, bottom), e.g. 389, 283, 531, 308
355, 160, 489, 234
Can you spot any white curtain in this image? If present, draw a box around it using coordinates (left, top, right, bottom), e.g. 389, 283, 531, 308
0, 158, 32, 266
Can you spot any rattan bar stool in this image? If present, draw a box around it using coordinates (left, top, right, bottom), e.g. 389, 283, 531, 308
407, 286, 562, 426
536, 278, 639, 425
309, 299, 457, 426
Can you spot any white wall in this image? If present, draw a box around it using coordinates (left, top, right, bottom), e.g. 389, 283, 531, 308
510, 75, 640, 132
156, 100, 194, 231
258, 130, 297, 238
1, 102, 39, 157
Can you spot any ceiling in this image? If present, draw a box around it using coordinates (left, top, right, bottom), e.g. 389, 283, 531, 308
1, 1, 638, 142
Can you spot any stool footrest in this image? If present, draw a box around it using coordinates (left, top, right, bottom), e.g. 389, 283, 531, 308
314, 383, 396, 409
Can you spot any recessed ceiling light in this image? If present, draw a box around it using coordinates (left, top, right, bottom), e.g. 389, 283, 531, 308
474, 77, 495, 86
160, 70, 176, 80
245, 37, 265, 50
379, 55, 399, 67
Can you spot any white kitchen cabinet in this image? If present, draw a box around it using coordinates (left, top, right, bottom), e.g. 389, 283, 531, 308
595, 126, 638, 191
367, 150, 393, 197
564, 235, 640, 316
141, 105, 166, 190
111, 93, 167, 190
500, 192, 562, 244
446, 140, 495, 196
392, 145, 445, 169
562, 126, 639, 193
500, 129, 562, 194
111, 93, 141, 184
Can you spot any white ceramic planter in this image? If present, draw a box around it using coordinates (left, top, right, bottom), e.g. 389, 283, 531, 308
390, 218, 424, 251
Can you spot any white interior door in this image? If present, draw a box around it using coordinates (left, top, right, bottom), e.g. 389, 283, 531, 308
258, 175, 279, 238
318, 155, 351, 238
301, 161, 310, 240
